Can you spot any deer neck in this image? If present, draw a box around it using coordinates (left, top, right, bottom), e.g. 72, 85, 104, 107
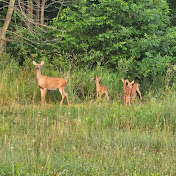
128, 84, 133, 89
123, 82, 126, 90
36, 69, 42, 80
96, 81, 100, 89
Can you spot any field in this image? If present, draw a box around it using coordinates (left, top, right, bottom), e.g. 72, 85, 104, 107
0, 63, 176, 175
0, 95, 176, 175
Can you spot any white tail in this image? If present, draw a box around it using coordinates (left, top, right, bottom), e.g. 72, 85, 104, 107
121, 78, 134, 106
96, 76, 109, 100
33, 61, 69, 105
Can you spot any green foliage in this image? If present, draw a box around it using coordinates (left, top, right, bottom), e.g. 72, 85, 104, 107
2, 0, 175, 81
167, 0, 176, 25
0, 57, 121, 105
52, 0, 175, 79
0, 52, 176, 176
0, 55, 175, 106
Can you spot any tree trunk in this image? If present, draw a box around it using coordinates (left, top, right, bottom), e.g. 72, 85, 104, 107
41, 0, 45, 25
27, 0, 33, 30
0, 0, 15, 56
36, 0, 40, 24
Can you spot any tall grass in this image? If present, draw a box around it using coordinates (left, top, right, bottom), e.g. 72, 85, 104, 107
0, 59, 176, 175
0, 61, 122, 105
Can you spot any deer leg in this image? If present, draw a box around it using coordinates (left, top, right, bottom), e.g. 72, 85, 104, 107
126, 95, 131, 106
106, 92, 109, 101
136, 87, 142, 100
132, 93, 137, 104
43, 88, 47, 103
65, 95, 69, 105
97, 91, 99, 98
40, 88, 47, 105
40, 88, 44, 105
99, 92, 102, 98
59, 88, 64, 105
132, 96, 135, 104
63, 90, 69, 105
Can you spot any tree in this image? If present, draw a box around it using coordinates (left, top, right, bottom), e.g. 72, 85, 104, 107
0, 0, 75, 57
0, 0, 16, 55
167, 0, 176, 25
53, 0, 176, 77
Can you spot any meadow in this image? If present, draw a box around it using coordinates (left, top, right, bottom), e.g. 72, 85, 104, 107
0, 61, 176, 175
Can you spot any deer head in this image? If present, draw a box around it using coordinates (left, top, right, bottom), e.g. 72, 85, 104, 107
33, 61, 44, 70
96, 76, 102, 82
126, 79, 134, 88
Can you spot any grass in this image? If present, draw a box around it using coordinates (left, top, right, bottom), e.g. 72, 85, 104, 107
0, 94, 176, 175
0, 63, 176, 175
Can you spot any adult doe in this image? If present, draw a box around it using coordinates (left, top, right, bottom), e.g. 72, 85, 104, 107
96, 76, 109, 100
33, 61, 69, 105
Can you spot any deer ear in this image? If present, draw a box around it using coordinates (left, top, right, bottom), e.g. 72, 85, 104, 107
33, 61, 37, 65
132, 80, 134, 84
41, 61, 44, 65
121, 78, 124, 82
99, 77, 102, 79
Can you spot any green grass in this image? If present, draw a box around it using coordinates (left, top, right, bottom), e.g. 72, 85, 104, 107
0, 94, 176, 175
0, 63, 176, 175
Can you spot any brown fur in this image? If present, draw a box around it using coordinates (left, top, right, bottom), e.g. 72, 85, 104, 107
131, 82, 142, 104
121, 79, 134, 106
33, 61, 69, 105
96, 76, 109, 100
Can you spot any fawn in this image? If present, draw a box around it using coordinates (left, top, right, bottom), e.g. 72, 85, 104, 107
96, 76, 109, 100
130, 82, 142, 104
121, 78, 134, 106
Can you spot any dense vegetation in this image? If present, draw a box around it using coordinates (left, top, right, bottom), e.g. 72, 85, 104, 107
1, 0, 176, 80
0, 0, 176, 175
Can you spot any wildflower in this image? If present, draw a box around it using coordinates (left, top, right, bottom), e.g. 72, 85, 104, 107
37, 111, 41, 116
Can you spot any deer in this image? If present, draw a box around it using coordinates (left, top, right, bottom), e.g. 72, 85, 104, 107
130, 82, 142, 104
96, 76, 109, 100
121, 78, 134, 106
33, 61, 69, 105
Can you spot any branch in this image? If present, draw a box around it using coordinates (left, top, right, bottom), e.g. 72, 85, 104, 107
16, 0, 66, 32
7, 29, 64, 46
